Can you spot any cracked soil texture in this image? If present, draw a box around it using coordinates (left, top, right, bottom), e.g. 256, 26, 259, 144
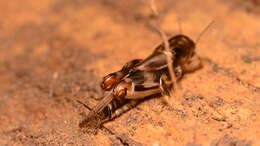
0, 0, 259, 145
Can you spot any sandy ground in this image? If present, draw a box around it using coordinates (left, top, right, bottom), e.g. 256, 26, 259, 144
0, 0, 259, 145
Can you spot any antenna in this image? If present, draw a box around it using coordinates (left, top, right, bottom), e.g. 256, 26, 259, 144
195, 20, 215, 44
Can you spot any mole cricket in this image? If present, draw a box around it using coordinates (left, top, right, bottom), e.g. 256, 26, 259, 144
79, 22, 213, 132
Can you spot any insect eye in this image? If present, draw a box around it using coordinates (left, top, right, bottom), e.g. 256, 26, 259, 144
100, 73, 119, 91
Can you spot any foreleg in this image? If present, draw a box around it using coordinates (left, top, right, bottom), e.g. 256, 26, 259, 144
182, 55, 202, 73
159, 74, 174, 105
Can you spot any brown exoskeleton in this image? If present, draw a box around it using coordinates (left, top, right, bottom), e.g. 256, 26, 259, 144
79, 34, 203, 131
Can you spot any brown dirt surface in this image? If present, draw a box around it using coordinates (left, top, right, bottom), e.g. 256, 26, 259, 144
0, 0, 259, 145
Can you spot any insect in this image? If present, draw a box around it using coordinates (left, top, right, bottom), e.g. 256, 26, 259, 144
79, 20, 214, 134
79, 34, 203, 130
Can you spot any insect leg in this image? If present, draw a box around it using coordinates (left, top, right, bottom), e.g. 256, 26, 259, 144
174, 65, 183, 80
109, 59, 144, 80
101, 59, 143, 91
182, 55, 202, 73
159, 74, 174, 105
120, 59, 143, 74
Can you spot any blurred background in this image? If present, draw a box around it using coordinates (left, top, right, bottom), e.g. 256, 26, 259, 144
0, 0, 259, 145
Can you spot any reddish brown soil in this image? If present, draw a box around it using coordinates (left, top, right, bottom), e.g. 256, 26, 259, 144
0, 0, 259, 145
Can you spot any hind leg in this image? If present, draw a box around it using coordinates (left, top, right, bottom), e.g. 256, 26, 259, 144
100, 59, 143, 92
120, 59, 143, 74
